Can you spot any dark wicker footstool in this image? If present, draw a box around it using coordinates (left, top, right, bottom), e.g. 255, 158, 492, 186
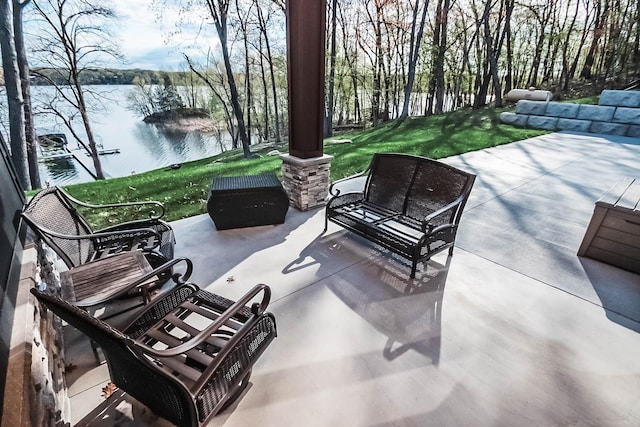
207, 174, 289, 230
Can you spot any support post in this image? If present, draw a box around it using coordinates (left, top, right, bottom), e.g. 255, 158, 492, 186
282, 0, 332, 211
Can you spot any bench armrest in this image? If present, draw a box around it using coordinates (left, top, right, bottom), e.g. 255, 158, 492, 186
421, 195, 466, 233
328, 166, 371, 196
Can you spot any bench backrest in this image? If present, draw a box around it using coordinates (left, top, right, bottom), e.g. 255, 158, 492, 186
364, 153, 475, 224
22, 186, 96, 267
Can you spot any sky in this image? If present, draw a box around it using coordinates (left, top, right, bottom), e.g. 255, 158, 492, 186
101, 1, 217, 70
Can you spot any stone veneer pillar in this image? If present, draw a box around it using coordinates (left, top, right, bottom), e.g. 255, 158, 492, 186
2, 242, 71, 427
280, 154, 333, 211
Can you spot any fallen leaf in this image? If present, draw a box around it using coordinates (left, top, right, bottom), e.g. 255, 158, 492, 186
102, 382, 117, 399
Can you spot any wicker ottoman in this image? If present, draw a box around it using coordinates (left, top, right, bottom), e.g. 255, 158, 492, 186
207, 174, 289, 229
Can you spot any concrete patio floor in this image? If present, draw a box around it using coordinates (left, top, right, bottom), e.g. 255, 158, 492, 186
65, 131, 640, 426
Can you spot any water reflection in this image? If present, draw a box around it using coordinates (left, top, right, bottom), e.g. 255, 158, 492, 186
30, 85, 232, 185
40, 156, 79, 181
133, 124, 215, 161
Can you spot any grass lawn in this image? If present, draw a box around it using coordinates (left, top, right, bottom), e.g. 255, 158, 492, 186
57, 107, 547, 228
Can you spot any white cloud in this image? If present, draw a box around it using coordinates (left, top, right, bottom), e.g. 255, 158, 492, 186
23, 0, 221, 70
110, 0, 219, 70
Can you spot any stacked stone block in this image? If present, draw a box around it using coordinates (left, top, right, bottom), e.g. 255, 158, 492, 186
280, 154, 332, 211
500, 89, 640, 137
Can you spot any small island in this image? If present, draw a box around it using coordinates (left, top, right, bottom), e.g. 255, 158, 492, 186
128, 73, 219, 134
143, 108, 216, 133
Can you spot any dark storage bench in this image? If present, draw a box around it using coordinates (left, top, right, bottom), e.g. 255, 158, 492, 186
207, 174, 289, 230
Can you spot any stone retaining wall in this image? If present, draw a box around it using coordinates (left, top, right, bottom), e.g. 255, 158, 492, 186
500, 90, 640, 137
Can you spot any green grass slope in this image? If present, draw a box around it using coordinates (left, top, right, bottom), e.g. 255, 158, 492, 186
57, 107, 546, 227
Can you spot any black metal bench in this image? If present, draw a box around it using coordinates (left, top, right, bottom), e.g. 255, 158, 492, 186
324, 153, 476, 278
207, 174, 289, 230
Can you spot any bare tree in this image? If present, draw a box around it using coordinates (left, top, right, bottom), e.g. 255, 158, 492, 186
325, 0, 338, 136
200, 0, 251, 158
254, 0, 283, 142
400, 0, 429, 119
581, 0, 609, 80
14, 0, 40, 188
184, 53, 239, 149
0, 0, 29, 189
30, 0, 123, 180
339, 2, 362, 124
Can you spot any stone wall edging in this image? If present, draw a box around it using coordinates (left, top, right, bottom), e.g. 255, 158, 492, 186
501, 90, 640, 137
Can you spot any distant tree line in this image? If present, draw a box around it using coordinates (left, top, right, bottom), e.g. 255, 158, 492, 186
2, 0, 639, 191
157, 0, 639, 145
29, 67, 180, 86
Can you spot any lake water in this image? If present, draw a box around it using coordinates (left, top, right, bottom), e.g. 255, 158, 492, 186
29, 85, 231, 185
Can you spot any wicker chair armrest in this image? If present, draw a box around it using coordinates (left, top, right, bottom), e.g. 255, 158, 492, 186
130, 284, 271, 358
96, 218, 169, 233
328, 167, 371, 197
23, 222, 161, 244
125, 256, 192, 288
64, 190, 166, 220
76, 257, 193, 307
420, 196, 465, 233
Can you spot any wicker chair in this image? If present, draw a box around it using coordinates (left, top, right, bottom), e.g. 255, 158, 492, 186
22, 186, 175, 271
31, 282, 277, 426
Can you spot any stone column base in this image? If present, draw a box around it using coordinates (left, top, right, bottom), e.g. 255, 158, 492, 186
280, 154, 333, 211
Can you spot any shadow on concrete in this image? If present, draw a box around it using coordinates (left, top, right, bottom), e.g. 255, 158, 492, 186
285, 232, 450, 364
579, 257, 640, 332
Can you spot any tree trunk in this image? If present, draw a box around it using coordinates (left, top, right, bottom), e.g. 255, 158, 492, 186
429, 0, 449, 114
400, 0, 429, 120
256, 3, 281, 142
559, 0, 580, 93
14, 0, 40, 189
339, 6, 361, 124
242, 24, 252, 146
74, 82, 105, 179
325, 0, 338, 137
581, 0, 609, 80
503, 0, 514, 94
208, 1, 251, 158
259, 36, 270, 141
372, 3, 383, 126
568, 4, 593, 84
526, 5, 551, 88
0, 0, 29, 189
